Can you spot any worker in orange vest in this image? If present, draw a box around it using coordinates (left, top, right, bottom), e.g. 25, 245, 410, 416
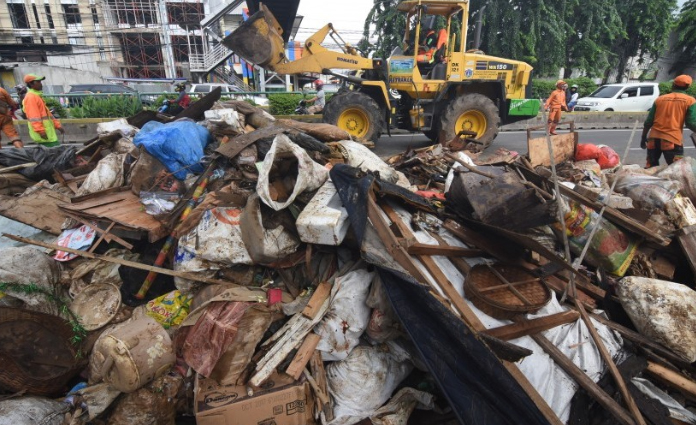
0, 85, 23, 148
544, 80, 569, 135
641, 74, 696, 167
23, 74, 63, 147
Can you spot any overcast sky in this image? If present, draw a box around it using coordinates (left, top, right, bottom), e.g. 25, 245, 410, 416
295, 0, 374, 44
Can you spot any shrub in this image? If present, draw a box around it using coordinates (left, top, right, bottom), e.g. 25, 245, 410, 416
269, 93, 304, 115
70, 95, 143, 118
659, 80, 696, 97
44, 97, 67, 119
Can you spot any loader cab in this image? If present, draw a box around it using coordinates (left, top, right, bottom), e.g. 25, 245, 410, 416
388, 1, 467, 95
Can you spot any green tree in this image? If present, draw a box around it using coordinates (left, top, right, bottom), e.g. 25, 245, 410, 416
360, 0, 406, 59
671, 0, 696, 73
562, 0, 623, 78
609, 0, 677, 82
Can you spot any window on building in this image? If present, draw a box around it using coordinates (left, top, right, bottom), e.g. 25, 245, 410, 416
8, 3, 30, 29
62, 4, 82, 28
32, 4, 41, 28
69, 36, 86, 45
45, 5, 55, 29
90, 5, 99, 24
97, 37, 106, 60
15, 36, 34, 44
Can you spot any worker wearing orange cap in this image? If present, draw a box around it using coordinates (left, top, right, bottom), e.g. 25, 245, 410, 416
22, 74, 63, 147
641, 74, 696, 167
544, 80, 569, 135
0, 85, 23, 149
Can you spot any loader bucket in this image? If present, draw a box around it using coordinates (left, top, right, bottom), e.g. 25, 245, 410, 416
222, 4, 286, 70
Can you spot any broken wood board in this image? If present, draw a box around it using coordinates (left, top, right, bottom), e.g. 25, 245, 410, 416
302, 282, 332, 319
285, 333, 321, 380
405, 243, 482, 257
484, 311, 580, 341
374, 203, 563, 425
60, 190, 167, 242
677, 226, 696, 279
0, 188, 70, 235
528, 132, 578, 167
645, 361, 696, 402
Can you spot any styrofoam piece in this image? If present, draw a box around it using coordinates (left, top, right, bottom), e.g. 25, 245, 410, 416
296, 179, 349, 245
96, 118, 138, 137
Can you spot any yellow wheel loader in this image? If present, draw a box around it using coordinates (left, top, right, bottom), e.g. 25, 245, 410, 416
224, 0, 540, 147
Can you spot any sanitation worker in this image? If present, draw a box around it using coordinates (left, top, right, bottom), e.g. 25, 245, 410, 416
0, 85, 23, 148
544, 80, 568, 135
641, 74, 696, 167
23, 74, 63, 147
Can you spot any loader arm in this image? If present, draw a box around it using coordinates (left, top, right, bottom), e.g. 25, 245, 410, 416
223, 4, 374, 74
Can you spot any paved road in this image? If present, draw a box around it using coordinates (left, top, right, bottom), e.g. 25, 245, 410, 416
375, 129, 696, 166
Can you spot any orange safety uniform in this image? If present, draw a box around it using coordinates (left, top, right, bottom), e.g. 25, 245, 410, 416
643, 89, 696, 166
0, 87, 21, 146
23, 88, 62, 146
544, 88, 568, 122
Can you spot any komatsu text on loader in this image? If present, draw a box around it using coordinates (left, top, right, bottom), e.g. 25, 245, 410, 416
224, 0, 540, 147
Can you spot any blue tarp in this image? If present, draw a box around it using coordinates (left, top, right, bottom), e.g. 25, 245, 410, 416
133, 120, 212, 180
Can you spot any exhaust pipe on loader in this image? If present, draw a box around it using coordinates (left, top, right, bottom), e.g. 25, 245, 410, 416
222, 4, 287, 70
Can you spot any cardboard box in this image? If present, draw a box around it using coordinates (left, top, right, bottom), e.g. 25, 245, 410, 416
195, 373, 315, 425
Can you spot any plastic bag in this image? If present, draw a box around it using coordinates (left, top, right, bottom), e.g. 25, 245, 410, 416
140, 191, 180, 215
371, 388, 434, 425
54, 224, 97, 261
324, 342, 413, 425
204, 108, 244, 136
133, 120, 212, 180
257, 134, 328, 211
0, 145, 76, 181
337, 140, 401, 184
0, 246, 63, 313
182, 301, 250, 377
130, 147, 183, 195
574, 143, 601, 161
239, 193, 301, 264
597, 145, 620, 169
365, 274, 402, 343
146, 290, 192, 328
617, 276, 696, 362
75, 153, 128, 197
209, 304, 277, 385
558, 201, 638, 276
314, 269, 374, 361
0, 397, 67, 425
657, 157, 696, 204
178, 207, 253, 266
613, 173, 680, 210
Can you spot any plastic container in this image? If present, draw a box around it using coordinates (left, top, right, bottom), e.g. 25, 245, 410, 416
89, 315, 175, 393
296, 179, 349, 245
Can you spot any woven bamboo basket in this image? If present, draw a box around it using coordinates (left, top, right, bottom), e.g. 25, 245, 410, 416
0, 308, 86, 396
464, 264, 552, 320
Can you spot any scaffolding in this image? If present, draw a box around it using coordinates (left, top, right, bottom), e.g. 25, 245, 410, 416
100, 0, 205, 78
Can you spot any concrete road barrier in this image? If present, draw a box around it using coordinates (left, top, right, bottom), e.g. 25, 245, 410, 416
11, 112, 648, 145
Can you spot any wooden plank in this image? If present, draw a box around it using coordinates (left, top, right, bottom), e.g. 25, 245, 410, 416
62, 192, 131, 211
577, 302, 647, 425
646, 361, 696, 402
285, 333, 321, 380
62, 212, 134, 250
0, 188, 70, 235
1, 233, 252, 288
590, 312, 694, 370
528, 132, 578, 167
677, 231, 696, 280
406, 243, 483, 257
0, 162, 37, 174
309, 351, 333, 421
88, 221, 115, 253
70, 186, 130, 204
530, 332, 637, 425
484, 311, 580, 341
302, 282, 332, 319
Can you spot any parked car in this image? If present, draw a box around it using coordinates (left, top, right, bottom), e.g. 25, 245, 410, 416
574, 83, 659, 112
189, 83, 269, 106
67, 83, 151, 106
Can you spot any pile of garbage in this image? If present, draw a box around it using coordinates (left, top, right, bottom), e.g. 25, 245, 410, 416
2, 97, 696, 425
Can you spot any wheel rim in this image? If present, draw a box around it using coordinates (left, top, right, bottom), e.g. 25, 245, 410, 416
455, 110, 487, 138
337, 108, 370, 139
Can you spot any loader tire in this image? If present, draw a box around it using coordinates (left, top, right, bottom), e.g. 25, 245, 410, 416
323, 91, 383, 143
440, 93, 500, 148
